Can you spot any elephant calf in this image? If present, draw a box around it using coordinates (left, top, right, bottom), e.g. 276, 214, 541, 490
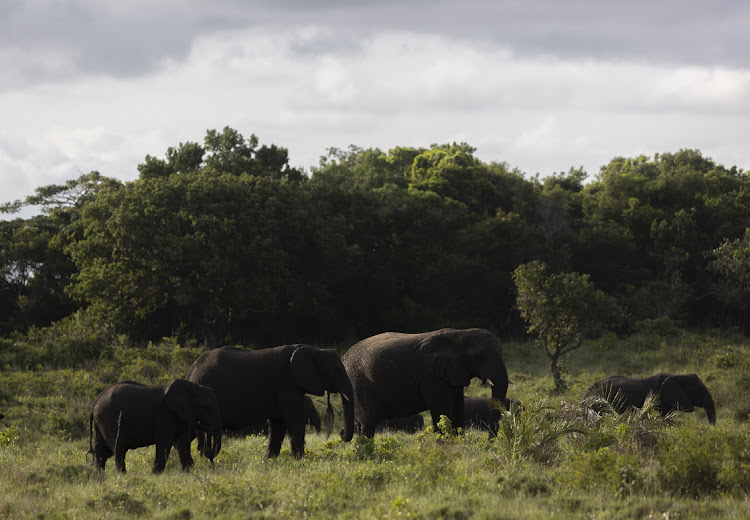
464, 397, 519, 436
587, 373, 716, 424
89, 379, 222, 473
376, 413, 425, 433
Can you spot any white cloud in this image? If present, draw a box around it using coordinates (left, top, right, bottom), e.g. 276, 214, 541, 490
1, 21, 749, 211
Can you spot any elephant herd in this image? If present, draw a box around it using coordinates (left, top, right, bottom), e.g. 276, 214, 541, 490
86, 328, 716, 474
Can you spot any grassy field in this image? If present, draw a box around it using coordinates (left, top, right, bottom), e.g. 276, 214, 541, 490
2, 329, 750, 519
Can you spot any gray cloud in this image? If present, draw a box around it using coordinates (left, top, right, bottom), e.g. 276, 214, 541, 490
2, 0, 747, 92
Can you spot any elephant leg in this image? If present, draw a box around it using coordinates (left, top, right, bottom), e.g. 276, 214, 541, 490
175, 434, 195, 471
196, 430, 205, 454
453, 394, 465, 430
266, 420, 286, 458
428, 388, 463, 433
288, 422, 306, 458
92, 427, 112, 470
152, 442, 170, 474
114, 447, 128, 473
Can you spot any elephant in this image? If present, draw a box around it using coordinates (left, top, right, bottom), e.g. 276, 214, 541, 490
464, 397, 520, 436
376, 413, 425, 433
89, 379, 222, 473
0, 413, 4, 420
232, 396, 322, 437
185, 344, 354, 459
342, 328, 509, 438
586, 373, 716, 424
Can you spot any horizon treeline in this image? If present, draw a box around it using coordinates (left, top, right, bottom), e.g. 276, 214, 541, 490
2, 126, 750, 348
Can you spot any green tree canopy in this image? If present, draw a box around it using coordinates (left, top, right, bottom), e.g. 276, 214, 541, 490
513, 260, 618, 392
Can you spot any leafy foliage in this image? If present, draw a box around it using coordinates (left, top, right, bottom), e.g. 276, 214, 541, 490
513, 260, 618, 391
2, 131, 750, 346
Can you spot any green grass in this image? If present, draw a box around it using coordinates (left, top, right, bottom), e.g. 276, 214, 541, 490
2, 329, 750, 518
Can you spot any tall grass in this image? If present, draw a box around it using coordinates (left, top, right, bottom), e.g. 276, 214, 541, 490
1, 330, 750, 518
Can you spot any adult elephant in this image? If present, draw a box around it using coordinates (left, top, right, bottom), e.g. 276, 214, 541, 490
185, 344, 354, 458
464, 397, 519, 436
587, 373, 716, 424
342, 328, 509, 438
89, 379, 222, 473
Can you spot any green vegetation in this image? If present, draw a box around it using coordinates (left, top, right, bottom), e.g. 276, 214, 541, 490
2, 331, 750, 518
3, 128, 750, 517
513, 260, 618, 392
3, 131, 750, 346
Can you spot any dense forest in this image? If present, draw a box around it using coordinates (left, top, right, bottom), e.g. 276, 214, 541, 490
2, 126, 749, 351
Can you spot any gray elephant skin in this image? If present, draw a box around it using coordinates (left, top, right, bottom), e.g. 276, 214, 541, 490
342, 328, 509, 437
89, 379, 222, 473
233, 396, 322, 437
376, 413, 425, 433
587, 373, 716, 424
185, 344, 354, 458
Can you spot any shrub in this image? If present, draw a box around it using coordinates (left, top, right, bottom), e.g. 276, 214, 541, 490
657, 425, 722, 498
494, 399, 585, 466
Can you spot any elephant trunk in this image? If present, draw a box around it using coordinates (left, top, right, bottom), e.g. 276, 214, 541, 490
209, 429, 222, 461
200, 428, 222, 462
487, 363, 509, 404
703, 397, 717, 425
338, 375, 355, 442
196, 421, 222, 461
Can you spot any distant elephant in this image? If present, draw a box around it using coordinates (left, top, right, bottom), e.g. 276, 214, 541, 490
376, 413, 425, 433
185, 344, 354, 458
0, 413, 4, 420
342, 328, 509, 438
464, 397, 520, 436
586, 373, 716, 424
234, 396, 322, 437
89, 379, 222, 473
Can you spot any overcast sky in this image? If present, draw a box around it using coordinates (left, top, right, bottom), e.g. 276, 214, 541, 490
2, 0, 749, 208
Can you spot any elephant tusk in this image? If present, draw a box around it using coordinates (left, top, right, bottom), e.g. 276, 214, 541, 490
341, 393, 350, 402
486, 378, 494, 387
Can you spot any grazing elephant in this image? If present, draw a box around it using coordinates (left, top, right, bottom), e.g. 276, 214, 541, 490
587, 373, 716, 424
376, 413, 425, 433
464, 397, 520, 436
185, 344, 354, 459
342, 328, 509, 438
89, 379, 222, 473
234, 396, 322, 437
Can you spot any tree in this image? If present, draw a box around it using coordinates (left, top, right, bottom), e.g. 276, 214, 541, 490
709, 228, 750, 328
0, 171, 119, 334
513, 260, 617, 393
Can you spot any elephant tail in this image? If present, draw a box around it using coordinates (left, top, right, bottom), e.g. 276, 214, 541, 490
88, 412, 94, 457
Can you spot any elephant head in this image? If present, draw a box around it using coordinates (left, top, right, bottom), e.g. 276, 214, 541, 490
290, 345, 355, 442
422, 328, 509, 403
162, 379, 223, 461
660, 374, 716, 425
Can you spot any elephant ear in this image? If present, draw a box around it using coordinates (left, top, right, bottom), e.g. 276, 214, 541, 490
163, 379, 195, 426
661, 376, 694, 412
429, 353, 471, 387
290, 346, 326, 396
420, 332, 472, 387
